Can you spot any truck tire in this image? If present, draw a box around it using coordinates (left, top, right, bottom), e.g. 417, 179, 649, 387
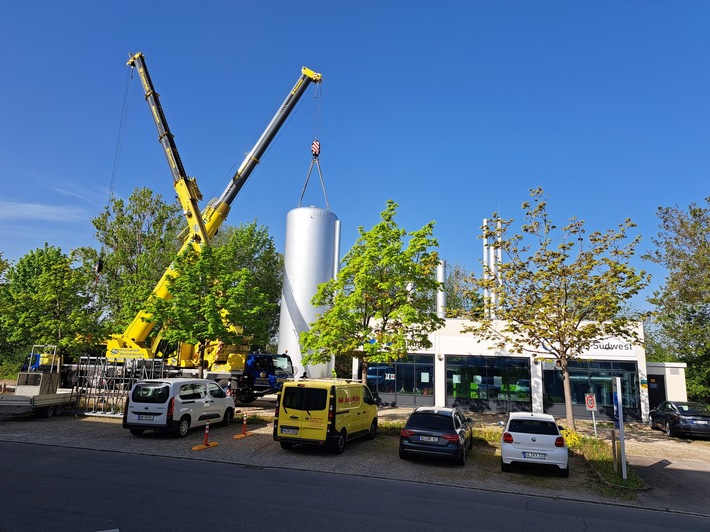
45, 406, 55, 418
238, 394, 256, 404
280, 441, 295, 450
54, 404, 64, 417
176, 416, 191, 438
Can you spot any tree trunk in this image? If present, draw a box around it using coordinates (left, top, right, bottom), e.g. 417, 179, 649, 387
360, 357, 368, 385
561, 363, 575, 430
198, 343, 205, 379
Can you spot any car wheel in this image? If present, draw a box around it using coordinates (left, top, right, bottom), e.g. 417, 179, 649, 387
399, 449, 408, 460
221, 408, 233, 427
501, 459, 511, 472
648, 418, 655, 430
456, 447, 467, 466
366, 419, 378, 440
176, 416, 190, 438
665, 421, 675, 437
332, 429, 347, 455
559, 465, 570, 478
130, 428, 144, 436
280, 441, 295, 450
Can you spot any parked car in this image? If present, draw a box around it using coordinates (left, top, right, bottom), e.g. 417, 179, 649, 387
500, 412, 569, 477
648, 401, 710, 438
123, 378, 235, 438
399, 406, 474, 465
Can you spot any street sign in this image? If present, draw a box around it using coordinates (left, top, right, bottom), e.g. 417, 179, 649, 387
585, 393, 597, 411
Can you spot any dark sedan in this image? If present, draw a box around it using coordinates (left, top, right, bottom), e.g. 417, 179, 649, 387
649, 401, 710, 438
399, 406, 474, 465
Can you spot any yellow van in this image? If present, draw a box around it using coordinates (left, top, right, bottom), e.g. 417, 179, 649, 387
273, 379, 378, 454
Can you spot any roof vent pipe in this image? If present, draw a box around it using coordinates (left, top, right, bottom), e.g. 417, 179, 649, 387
436, 260, 447, 319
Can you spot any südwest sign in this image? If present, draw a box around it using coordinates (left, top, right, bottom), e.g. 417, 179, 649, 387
582, 338, 636, 358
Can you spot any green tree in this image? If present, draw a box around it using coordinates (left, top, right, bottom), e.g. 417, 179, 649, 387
445, 262, 483, 318
215, 222, 283, 350
644, 199, 710, 402
462, 188, 650, 429
145, 223, 283, 375
300, 200, 445, 380
82, 187, 182, 331
4, 245, 100, 359
0, 252, 22, 375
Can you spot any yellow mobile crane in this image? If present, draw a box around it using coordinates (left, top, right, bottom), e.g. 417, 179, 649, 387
104, 53, 321, 398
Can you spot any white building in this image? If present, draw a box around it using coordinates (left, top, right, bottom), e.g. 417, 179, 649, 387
365, 318, 663, 422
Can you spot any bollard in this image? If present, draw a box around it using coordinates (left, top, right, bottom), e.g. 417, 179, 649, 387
203, 420, 210, 446
234, 412, 253, 439
192, 420, 219, 451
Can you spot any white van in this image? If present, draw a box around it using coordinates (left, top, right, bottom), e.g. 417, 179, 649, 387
123, 378, 235, 437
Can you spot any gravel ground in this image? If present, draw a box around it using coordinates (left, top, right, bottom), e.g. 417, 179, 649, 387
2, 386, 709, 517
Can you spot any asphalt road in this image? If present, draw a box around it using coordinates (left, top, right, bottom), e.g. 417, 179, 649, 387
627, 455, 710, 515
2, 441, 709, 532
2, 403, 709, 523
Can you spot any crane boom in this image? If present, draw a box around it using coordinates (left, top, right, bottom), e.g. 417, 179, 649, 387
127, 52, 209, 246
106, 57, 322, 359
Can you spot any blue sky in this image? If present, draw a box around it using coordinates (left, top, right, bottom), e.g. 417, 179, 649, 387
2, 2, 709, 310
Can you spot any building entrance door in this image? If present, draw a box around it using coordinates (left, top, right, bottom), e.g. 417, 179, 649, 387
648, 375, 666, 409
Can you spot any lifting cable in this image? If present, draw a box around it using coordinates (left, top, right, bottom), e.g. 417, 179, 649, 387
298, 80, 330, 210
94, 62, 134, 290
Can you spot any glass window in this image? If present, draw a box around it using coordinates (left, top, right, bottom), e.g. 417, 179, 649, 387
542, 360, 639, 408
132, 383, 169, 403
208, 382, 226, 398
393, 355, 434, 395
281, 387, 328, 411
445, 356, 531, 405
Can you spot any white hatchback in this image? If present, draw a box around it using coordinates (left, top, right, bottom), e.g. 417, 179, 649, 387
500, 412, 569, 477
123, 378, 235, 437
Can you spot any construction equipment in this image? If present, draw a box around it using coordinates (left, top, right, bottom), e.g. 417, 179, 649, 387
102, 53, 320, 397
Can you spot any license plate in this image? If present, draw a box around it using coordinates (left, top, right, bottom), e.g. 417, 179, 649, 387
523, 452, 547, 459
419, 435, 438, 442
281, 427, 298, 435
694, 420, 708, 425
137, 415, 153, 420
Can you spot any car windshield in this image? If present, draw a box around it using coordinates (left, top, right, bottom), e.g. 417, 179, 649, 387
406, 413, 453, 431
508, 419, 559, 435
273, 355, 293, 374
677, 403, 709, 415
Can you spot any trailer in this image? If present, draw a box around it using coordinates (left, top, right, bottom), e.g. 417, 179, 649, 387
0, 346, 78, 418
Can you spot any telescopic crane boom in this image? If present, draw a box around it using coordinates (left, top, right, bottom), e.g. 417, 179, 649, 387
106, 54, 322, 359
126, 52, 210, 246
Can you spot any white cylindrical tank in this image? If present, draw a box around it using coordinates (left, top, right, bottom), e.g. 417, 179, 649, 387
278, 206, 340, 378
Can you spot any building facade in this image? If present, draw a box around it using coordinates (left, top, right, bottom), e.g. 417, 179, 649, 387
364, 319, 655, 422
